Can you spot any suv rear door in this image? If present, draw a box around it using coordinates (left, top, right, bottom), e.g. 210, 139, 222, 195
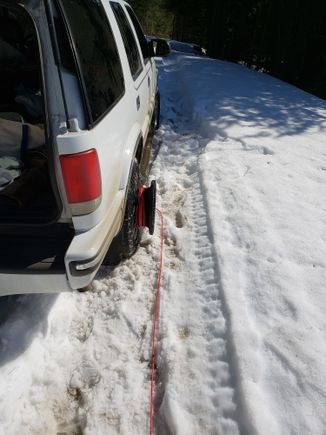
124, 3, 157, 118
110, 1, 152, 139
54, 0, 127, 228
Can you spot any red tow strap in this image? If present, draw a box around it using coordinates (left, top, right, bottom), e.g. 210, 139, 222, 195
149, 208, 164, 435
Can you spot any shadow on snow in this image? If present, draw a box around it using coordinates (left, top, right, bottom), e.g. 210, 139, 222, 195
0, 293, 58, 367
160, 54, 326, 142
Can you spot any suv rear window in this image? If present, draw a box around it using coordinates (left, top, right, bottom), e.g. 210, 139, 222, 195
125, 5, 149, 60
58, 0, 125, 125
110, 2, 142, 79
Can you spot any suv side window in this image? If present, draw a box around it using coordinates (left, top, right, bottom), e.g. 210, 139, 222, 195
125, 5, 149, 61
58, 0, 125, 125
110, 2, 142, 80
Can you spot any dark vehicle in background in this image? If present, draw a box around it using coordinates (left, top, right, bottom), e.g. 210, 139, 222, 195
168, 40, 206, 56
147, 36, 206, 57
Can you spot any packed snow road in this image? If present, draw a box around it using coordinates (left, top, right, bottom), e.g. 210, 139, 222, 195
1, 52, 326, 435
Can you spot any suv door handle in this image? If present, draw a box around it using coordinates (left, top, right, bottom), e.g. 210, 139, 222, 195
136, 95, 140, 111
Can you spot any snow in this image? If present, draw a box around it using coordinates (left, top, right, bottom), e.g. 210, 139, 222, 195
1, 52, 326, 434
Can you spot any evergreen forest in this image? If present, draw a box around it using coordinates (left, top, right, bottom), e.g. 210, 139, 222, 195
129, 0, 326, 99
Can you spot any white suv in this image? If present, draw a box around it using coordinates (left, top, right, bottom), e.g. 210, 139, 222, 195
0, 0, 164, 296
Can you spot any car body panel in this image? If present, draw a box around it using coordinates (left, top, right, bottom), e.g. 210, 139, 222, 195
65, 190, 124, 290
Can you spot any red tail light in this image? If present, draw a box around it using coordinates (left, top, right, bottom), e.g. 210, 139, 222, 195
60, 149, 101, 204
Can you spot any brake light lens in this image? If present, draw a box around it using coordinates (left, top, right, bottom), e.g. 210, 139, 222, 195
60, 149, 101, 204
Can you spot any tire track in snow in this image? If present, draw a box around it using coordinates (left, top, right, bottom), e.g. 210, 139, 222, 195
151, 62, 240, 433
187, 174, 240, 432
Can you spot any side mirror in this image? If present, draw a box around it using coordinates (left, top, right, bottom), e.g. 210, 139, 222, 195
155, 39, 170, 56
147, 40, 155, 57
148, 38, 170, 57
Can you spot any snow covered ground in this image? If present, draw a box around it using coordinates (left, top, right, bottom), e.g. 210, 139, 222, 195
1, 52, 326, 435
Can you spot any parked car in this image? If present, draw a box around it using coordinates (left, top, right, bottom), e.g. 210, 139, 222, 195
168, 40, 206, 56
146, 36, 205, 57
0, 0, 161, 296
146, 35, 171, 57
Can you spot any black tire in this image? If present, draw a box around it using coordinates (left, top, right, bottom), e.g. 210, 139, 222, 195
155, 91, 161, 130
104, 159, 141, 266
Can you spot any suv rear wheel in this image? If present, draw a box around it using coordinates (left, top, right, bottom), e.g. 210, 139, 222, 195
104, 158, 141, 265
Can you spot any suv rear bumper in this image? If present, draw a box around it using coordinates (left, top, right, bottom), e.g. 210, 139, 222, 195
0, 192, 124, 296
